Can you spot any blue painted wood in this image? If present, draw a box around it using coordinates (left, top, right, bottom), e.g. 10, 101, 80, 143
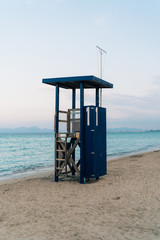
72, 89, 76, 109
83, 106, 106, 178
72, 89, 76, 175
55, 83, 59, 182
96, 88, 99, 107
42, 75, 113, 89
42, 75, 112, 184
80, 82, 85, 184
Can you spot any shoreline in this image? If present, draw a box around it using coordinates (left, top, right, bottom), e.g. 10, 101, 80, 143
0, 150, 160, 239
0, 166, 53, 183
0, 149, 160, 183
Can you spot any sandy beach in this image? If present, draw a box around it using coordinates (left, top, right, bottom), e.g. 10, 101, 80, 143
0, 150, 160, 240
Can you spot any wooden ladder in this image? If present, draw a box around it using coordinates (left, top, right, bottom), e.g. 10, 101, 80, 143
55, 135, 67, 176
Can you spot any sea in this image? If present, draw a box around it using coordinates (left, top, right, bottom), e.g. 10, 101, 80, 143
0, 131, 160, 181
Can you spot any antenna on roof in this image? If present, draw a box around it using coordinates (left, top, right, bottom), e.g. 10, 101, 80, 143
96, 46, 107, 107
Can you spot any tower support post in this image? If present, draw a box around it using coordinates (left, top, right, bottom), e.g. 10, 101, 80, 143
96, 88, 99, 107
55, 83, 59, 182
80, 82, 84, 184
72, 88, 76, 175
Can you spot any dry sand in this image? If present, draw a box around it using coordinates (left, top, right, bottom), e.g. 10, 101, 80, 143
0, 151, 160, 240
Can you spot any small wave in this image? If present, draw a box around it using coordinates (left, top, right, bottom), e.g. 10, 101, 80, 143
0, 165, 53, 181
12, 164, 53, 175
108, 146, 160, 160
0, 171, 13, 177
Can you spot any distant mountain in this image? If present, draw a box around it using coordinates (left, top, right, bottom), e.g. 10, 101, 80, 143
0, 127, 159, 134
0, 127, 53, 133
108, 127, 145, 132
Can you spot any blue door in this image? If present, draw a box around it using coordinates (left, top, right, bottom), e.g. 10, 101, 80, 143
83, 106, 106, 178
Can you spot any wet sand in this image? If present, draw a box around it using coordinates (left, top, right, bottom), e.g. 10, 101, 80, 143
0, 150, 160, 240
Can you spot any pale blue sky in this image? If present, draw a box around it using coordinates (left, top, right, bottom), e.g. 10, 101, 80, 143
0, 0, 160, 129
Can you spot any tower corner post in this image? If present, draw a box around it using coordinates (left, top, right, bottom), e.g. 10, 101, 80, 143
55, 83, 59, 182
96, 88, 99, 107
72, 88, 76, 175
80, 82, 85, 184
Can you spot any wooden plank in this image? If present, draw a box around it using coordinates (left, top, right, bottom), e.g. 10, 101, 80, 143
68, 108, 80, 111
59, 110, 68, 114
70, 118, 80, 121
56, 159, 65, 161
56, 167, 65, 170
59, 120, 67, 123
69, 157, 80, 175
76, 160, 80, 168
60, 171, 72, 175
66, 138, 80, 161
67, 161, 72, 171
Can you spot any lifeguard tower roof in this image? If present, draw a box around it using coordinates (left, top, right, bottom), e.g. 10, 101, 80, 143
42, 75, 113, 89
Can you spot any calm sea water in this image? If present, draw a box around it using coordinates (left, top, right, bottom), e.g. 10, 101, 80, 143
0, 131, 160, 180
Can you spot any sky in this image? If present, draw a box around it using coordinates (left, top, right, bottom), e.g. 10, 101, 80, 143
0, 0, 160, 129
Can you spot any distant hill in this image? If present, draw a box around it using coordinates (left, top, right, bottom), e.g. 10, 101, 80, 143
0, 127, 159, 133
0, 127, 53, 133
108, 128, 160, 132
108, 127, 145, 132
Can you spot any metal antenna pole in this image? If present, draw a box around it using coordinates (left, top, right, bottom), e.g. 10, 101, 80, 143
96, 46, 106, 107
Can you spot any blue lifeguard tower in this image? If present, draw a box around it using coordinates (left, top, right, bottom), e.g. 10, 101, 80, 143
42, 75, 113, 184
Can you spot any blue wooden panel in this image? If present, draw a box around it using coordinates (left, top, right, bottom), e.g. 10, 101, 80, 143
72, 89, 76, 176
72, 89, 76, 109
80, 83, 85, 184
55, 83, 59, 182
96, 107, 107, 176
42, 75, 113, 89
83, 106, 106, 179
96, 88, 99, 107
